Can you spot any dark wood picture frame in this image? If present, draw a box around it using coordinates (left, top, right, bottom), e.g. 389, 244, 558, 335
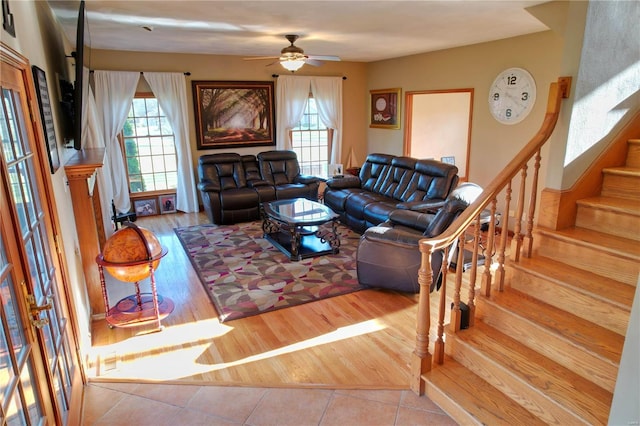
192, 80, 275, 150
2, 0, 15, 37
133, 198, 158, 217
158, 194, 176, 214
370, 88, 401, 129
32, 66, 60, 173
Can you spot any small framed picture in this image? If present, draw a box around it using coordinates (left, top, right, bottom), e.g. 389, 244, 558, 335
370, 88, 401, 129
328, 164, 343, 177
159, 194, 177, 214
441, 156, 456, 165
133, 199, 158, 217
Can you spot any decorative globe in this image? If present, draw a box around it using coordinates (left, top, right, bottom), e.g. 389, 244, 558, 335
101, 224, 163, 283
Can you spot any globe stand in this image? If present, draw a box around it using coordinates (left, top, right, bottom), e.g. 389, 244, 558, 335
95, 222, 173, 332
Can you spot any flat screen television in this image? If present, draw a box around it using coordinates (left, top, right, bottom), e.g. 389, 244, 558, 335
72, 0, 86, 150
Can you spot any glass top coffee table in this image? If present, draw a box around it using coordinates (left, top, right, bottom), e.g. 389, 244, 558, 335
262, 198, 340, 261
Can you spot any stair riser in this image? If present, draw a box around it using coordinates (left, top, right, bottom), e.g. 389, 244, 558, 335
576, 206, 640, 242
423, 382, 482, 426
533, 236, 639, 286
602, 174, 640, 200
476, 299, 618, 392
627, 143, 640, 167
444, 334, 588, 424
507, 268, 630, 335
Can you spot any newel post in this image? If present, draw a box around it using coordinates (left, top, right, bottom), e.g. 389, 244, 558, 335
411, 246, 433, 395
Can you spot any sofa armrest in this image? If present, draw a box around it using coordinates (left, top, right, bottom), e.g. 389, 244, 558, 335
363, 225, 424, 247
395, 199, 446, 213
247, 179, 270, 188
387, 209, 435, 233
294, 174, 322, 185
197, 182, 219, 192
326, 175, 361, 189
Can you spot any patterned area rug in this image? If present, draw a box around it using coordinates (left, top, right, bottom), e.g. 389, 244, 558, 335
174, 221, 362, 322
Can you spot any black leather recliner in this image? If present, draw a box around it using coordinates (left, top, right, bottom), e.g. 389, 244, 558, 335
197, 153, 261, 225
257, 150, 321, 200
356, 183, 483, 293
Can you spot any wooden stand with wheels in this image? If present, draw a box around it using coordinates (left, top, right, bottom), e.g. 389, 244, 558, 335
96, 247, 173, 331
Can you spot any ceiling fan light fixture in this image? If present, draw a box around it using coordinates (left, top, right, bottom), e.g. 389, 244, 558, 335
280, 58, 305, 72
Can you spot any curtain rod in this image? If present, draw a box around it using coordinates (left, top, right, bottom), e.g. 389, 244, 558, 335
89, 70, 191, 76
272, 74, 347, 80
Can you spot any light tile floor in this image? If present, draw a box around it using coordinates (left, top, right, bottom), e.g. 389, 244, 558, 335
82, 382, 458, 425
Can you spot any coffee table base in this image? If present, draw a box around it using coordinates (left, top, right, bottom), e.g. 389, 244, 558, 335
263, 223, 340, 261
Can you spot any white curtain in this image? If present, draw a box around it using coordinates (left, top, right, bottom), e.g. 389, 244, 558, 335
80, 68, 116, 239
144, 72, 198, 213
93, 71, 140, 214
310, 76, 343, 164
276, 75, 312, 150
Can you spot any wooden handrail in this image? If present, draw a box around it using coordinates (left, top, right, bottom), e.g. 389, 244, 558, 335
410, 76, 572, 394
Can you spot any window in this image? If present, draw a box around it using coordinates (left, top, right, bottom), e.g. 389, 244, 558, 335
290, 97, 332, 177
121, 95, 177, 194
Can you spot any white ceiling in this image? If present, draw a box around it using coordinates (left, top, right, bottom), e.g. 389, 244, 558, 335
47, 0, 550, 63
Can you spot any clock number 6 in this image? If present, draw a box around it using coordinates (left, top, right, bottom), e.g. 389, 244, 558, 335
506, 108, 512, 118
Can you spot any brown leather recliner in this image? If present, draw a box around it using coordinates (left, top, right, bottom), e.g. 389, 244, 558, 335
197, 153, 261, 224
356, 183, 483, 293
257, 150, 321, 200
198, 151, 322, 225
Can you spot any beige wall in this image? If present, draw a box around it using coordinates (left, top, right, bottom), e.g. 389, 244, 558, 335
367, 28, 566, 190
88, 50, 368, 174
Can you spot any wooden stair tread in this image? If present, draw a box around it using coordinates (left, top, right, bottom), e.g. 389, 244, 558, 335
451, 322, 612, 424
483, 289, 624, 363
577, 195, 640, 215
537, 226, 640, 260
424, 357, 546, 426
510, 256, 635, 310
602, 165, 640, 177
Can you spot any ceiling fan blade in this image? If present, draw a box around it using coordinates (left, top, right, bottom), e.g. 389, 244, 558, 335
304, 59, 323, 67
243, 56, 279, 61
307, 55, 341, 61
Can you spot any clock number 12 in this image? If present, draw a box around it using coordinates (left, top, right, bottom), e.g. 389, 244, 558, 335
506, 76, 517, 85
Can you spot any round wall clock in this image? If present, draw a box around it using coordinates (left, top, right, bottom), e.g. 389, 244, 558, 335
488, 67, 537, 125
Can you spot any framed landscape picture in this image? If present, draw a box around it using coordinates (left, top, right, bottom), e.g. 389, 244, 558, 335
192, 80, 275, 150
370, 88, 401, 129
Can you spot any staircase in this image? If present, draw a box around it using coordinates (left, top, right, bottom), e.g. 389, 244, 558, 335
422, 138, 640, 425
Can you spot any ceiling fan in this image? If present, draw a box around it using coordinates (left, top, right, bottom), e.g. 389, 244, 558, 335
244, 34, 341, 72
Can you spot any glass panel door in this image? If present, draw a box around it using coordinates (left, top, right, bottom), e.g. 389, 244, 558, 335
0, 217, 45, 425
1, 53, 80, 424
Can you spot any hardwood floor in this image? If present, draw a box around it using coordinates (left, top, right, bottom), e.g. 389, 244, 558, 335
87, 212, 428, 389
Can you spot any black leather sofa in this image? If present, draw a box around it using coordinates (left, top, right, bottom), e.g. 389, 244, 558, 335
323, 153, 459, 234
197, 150, 321, 225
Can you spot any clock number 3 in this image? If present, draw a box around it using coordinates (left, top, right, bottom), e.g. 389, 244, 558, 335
521, 92, 529, 101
